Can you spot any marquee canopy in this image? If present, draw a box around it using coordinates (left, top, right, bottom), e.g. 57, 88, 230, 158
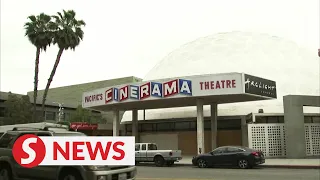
82, 72, 277, 111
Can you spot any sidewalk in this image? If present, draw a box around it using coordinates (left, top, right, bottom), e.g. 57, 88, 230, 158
176, 156, 320, 169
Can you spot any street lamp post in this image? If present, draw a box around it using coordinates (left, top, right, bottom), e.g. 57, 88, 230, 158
53, 102, 64, 122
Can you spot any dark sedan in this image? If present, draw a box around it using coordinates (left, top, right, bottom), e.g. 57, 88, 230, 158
192, 146, 265, 169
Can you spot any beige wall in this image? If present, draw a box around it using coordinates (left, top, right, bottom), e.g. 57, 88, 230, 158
27, 76, 141, 124
136, 130, 242, 155
178, 130, 242, 155
27, 76, 140, 108
140, 132, 179, 150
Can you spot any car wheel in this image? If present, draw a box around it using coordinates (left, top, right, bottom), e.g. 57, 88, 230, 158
154, 156, 165, 167
59, 170, 83, 180
0, 166, 12, 180
238, 159, 249, 169
166, 161, 174, 166
197, 159, 207, 168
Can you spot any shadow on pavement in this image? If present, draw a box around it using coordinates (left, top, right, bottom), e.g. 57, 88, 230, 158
135, 163, 187, 167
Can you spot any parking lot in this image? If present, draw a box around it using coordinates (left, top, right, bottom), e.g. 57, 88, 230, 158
136, 165, 320, 180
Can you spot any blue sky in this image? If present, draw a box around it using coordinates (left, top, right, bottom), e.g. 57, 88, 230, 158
0, 0, 319, 94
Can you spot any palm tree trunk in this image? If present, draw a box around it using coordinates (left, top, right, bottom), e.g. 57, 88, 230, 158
33, 47, 41, 122
41, 48, 64, 119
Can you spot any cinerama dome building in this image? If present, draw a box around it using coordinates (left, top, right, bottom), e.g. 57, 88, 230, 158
121, 31, 320, 122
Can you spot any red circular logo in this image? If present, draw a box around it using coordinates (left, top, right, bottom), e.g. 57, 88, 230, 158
12, 134, 46, 168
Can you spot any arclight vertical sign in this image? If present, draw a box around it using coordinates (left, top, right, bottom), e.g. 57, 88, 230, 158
244, 74, 277, 98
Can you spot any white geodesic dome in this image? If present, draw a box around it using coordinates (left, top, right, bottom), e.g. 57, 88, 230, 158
121, 31, 320, 123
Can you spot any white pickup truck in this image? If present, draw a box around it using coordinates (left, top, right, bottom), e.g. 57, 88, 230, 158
135, 143, 182, 167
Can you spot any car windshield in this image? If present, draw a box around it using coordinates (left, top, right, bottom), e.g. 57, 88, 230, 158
53, 132, 86, 136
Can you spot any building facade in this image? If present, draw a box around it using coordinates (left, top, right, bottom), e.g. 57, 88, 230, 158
120, 32, 320, 158
27, 76, 142, 124
122, 113, 320, 157
0, 91, 100, 123
3, 32, 318, 158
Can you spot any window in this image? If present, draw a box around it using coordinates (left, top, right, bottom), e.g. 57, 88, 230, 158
148, 144, 157, 150
1, 132, 33, 149
204, 120, 211, 130
135, 144, 140, 151
0, 107, 5, 117
218, 119, 241, 130
35, 111, 43, 122
255, 116, 267, 123
267, 116, 278, 123
212, 147, 227, 154
141, 124, 153, 131
312, 116, 320, 123
227, 147, 243, 153
0, 133, 16, 148
45, 111, 56, 121
278, 116, 284, 123
126, 124, 132, 132
305, 116, 312, 123
156, 123, 174, 131
175, 122, 190, 130
64, 113, 71, 121
8, 133, 35, 148
190, 122, 196, 130
141, 144, 146, 150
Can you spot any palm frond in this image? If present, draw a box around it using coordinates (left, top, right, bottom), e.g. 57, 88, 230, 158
27, 15, 37, 22
77, 20, 86, 26
24, 12, 54, 49
67, 10, 76, 19
52, 10, 86, 50
39, 13, 51, 22
57, 12, 63, 20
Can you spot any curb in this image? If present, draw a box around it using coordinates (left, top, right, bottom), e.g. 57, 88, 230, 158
259, 165, 320, 169
175, 163, 320, 169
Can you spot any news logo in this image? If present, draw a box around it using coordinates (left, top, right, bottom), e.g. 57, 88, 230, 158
12, 134, 46, 168
12, 135, 135, 168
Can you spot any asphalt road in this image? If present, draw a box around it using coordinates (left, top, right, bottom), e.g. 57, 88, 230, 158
136, 165, 320, 180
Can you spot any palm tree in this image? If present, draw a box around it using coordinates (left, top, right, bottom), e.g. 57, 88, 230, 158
24, 13, 55, 122
41, 10, 85, 117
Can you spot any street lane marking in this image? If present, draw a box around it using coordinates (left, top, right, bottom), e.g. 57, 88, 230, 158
137, 178, 214, 180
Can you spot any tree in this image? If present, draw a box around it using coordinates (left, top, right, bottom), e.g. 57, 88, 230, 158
24, 13, 55, 121
19, 95, 33, 122
70, 105, 92, 123
41, 10, 85, 117
3, 92, 33, 125
3, 92, 19, 125
69, 105, 102, 123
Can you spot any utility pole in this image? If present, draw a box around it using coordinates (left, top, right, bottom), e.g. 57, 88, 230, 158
53, 102, 64, 122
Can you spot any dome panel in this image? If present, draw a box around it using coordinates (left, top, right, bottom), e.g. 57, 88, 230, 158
122, 31, 320, 122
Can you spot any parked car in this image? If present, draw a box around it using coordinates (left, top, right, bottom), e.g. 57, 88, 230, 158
0, 122, 70, 134
0, 125, 137, 180
192, 146, 265, 169
135, 143, 182, 167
